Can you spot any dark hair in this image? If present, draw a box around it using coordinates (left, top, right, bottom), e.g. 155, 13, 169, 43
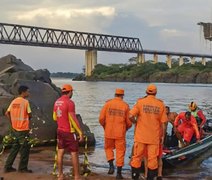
18, 85, 29, 95
62, 91, 71, 95
185, 111, 191, 117
115, 94, 124, 97
146, 92, 156, 95
165, 106, 170, 111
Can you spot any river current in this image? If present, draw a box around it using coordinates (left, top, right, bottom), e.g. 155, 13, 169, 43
52, 79, 212, 179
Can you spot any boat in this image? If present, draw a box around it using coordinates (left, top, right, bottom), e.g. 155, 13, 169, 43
162, 119, 212, 168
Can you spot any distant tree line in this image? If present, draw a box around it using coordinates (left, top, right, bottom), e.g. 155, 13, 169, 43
51, 72, 80, 78
87, 59, 212, 83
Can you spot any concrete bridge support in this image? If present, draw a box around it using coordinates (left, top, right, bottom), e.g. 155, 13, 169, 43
166, 55, 172, 68
85, 50, 97, 76
191, 57, 195, 65
179, 56, 184, 66
201, 57, 206, 66
137, 53, 145, 63
153, 54, 158, 64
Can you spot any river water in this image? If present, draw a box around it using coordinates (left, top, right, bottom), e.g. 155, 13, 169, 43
52, 79, 212, 179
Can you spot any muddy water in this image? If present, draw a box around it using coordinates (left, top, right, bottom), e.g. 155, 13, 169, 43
51, 79, 212, 179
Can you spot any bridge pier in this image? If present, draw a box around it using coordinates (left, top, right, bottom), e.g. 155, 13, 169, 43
85, 50, 97, 76
153, 54, 158, 64
191, 57, 195, 65
166, 55, 172, 68
179, 56, 184, 66
137, 53, 145, 63
201, 57, 206, 66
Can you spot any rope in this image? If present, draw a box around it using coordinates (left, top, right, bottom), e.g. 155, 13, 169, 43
0, 133, 42, 155
82, 136, 91, 176
51, 135, 91, 177
1, 133, 92, 177
52, 145, 58, 176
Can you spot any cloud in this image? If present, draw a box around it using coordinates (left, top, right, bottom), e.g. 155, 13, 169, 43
16, 7, 116, 21
12, 6, 116, 33
0, 0, 212, 73
160, 28, 186, 38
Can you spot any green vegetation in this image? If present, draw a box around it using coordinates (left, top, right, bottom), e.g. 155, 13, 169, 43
51, 72, 79, 78
91, 61, 169, 79
88, 60, 212, 83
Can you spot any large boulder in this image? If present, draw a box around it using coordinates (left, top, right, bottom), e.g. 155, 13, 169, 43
0, 55, 95, 146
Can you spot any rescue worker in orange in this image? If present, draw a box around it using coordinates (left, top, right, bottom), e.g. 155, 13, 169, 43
130, 84, 167, 180
4, 85, 32, 173
99, 88, 132, 179
53, 84, 83, 180
174, 111, 200, 147
188, 102, 206, 137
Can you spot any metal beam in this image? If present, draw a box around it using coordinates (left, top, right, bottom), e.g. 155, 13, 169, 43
143, 49, 212, 58
0, 22, 211, 59
0, 22, 142, 53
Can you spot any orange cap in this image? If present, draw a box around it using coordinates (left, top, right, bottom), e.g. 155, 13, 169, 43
146, 84, 157, 95
115, 88, 124, 95
61, 84, 73, 92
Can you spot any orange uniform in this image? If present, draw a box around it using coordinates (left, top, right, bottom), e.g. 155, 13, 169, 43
130, 95, 167, 170
7, 97, 31, 131
99, 96, 132, 167
174, 112, 200, 143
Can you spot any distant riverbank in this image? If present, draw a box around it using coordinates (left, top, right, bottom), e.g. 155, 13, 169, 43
84, 62, 212, 84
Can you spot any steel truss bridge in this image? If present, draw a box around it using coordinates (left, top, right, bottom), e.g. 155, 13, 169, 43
0, 22, 142, 53
0, 22, 212, 59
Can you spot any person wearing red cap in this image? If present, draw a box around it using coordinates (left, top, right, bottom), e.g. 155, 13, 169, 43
99, 88, 132, 179
174, 111, 200, 147
53, 84, 83, 180
130, 84, 167, 180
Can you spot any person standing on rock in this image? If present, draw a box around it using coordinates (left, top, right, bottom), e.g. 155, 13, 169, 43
99, 88, 132, 179
4, 85, 32, 173
53, 84, 83, 180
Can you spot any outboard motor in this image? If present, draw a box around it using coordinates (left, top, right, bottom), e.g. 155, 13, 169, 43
203, 119, 212, 133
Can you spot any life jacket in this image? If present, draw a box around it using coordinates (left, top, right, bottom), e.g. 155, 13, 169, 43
190, 108, 202, 126
7, 97, 31, 131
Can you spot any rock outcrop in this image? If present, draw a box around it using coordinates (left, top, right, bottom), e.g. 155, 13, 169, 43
0, 54, 95, 146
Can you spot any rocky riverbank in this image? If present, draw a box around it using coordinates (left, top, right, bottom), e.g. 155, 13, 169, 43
84, 62, 212, 83
0, 54, 95, 146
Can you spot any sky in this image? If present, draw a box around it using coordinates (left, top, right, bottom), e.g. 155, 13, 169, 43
0, 0, 212, 73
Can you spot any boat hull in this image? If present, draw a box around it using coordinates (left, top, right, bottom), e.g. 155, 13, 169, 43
163, 134, 212, 168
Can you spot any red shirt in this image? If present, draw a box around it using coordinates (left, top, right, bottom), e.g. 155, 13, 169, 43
53, 95, 82, 135
174, 112, 200, 139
